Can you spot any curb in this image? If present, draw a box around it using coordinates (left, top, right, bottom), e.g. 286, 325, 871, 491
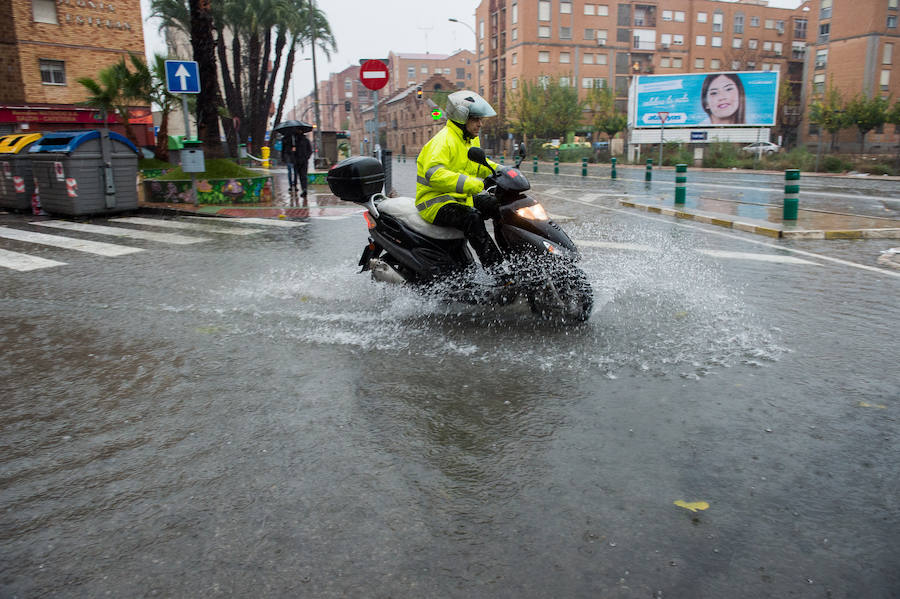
618, 200, 900, 239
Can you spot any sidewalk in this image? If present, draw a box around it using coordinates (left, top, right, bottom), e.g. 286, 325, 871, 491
618, 196, 900, 239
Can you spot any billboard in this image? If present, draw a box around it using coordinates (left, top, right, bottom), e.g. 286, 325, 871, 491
633, 71, 779, 128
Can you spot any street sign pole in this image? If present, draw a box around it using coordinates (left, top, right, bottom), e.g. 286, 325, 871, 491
657, 111, 669, 167
359, 59, 390, 161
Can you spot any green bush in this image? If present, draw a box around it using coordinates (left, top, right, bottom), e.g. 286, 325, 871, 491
822, 155, 852, 173
859, 163, 897, 176
702, 142, 743, 168
763, 147, 816, 172
558, 147, 593, 163
152, 158, 263, 180
661, 142, 694, 166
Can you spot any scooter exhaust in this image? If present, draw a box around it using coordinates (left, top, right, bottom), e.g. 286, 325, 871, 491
369, 258, 407, 285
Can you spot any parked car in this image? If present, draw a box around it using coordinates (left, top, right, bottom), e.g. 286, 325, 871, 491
742, 141, 781, 155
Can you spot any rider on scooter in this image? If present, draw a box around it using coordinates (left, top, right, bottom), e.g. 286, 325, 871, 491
415, 90, 507, 279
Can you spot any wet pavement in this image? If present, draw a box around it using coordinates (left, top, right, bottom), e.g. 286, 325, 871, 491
1, 159, 899, 598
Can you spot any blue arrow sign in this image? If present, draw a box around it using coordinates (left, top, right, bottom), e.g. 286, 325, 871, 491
164, 60, 200, 94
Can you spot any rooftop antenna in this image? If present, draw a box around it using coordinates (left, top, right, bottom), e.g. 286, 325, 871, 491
418, 26, 434, 53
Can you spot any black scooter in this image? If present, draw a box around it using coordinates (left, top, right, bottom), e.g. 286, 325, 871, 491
327, 145, 593, 323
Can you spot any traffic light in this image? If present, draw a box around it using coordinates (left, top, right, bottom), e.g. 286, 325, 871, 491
344, 100, 351, 112
416, 86, 423, 100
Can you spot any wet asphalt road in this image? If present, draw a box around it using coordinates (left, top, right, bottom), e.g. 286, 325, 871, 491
1, 165, 898, 598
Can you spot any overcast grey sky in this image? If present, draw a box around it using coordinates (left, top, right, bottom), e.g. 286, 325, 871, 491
141, 0, 801, 103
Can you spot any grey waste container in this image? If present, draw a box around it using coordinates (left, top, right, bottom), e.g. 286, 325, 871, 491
0, 133, 42, 211
28, 130, 139, 216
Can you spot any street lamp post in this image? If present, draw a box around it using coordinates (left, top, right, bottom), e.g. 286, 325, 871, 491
310, 0, 322, 167
449, 17, 478, 93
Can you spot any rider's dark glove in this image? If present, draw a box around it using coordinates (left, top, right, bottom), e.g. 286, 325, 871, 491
473, 191, 499, 219
482, 175, 498, 190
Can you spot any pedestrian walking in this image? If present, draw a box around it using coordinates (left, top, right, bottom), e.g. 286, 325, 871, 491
280, 131, 313, 195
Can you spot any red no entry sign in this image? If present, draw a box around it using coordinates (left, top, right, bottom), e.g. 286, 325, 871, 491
359, 60, 389, 91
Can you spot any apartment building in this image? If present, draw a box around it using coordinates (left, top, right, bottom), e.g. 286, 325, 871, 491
801, 0, 900, 150
387, 50, 477, 94
0, 0, 151, 143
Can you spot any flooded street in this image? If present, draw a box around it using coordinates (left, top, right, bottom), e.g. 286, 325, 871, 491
1, 186, 898, 597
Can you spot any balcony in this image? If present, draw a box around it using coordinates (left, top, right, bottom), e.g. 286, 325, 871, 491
633, 40, 657, 51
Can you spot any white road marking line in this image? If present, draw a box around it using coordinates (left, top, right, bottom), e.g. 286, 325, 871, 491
0, 248, 66, 271
180, 215, 308, 228
696, 248, 819, 265
0, 226, 143, 256
33, 221, 208, 245
575, 240, 818, 264
553, 192, 900, 279
692, 181, 898, 203
112, 217, 258, 235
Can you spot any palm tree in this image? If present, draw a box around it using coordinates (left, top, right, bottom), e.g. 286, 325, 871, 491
187, 0, 223, 157
121, 53, 179, 161
77, 60, 139, 145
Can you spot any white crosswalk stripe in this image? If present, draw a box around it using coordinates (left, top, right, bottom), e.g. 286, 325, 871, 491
180, 215, 308, 228
33, 220, 208, 244
112, 217, 258, 235
0, 248, 66, 271
0, 226, 143, 256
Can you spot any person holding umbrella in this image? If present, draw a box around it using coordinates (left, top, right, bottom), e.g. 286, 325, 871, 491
274, 120, 313, 195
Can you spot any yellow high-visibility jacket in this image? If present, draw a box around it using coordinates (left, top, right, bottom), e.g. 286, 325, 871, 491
415, 123, 498, 223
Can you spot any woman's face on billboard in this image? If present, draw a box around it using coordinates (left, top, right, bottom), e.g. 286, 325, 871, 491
705, 75, 740, 123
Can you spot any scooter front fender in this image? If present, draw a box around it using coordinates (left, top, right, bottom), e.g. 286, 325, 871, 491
499, 224, 580, 262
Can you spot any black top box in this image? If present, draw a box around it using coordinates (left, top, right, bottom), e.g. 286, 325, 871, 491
327, 156, 384, 203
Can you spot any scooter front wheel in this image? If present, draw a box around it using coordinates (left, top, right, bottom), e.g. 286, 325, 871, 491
528, 266, 593, 324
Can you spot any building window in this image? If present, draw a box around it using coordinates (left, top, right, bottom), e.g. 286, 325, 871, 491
560, 77, 570, 87
792, 41, 807, 58
711, 36, 722, 47
734, 13, 744, 34
512, 2, 518, 24
39, 59, 65, 84
697, 12, 707, 23
539, 26, 551, 37
763, 41, 773, 51
597, 29, 608, 42
695, 58, 705, 69
663, 11, 674, 22
747, 61, 756, 69
696, 35, 706, 46
512, 78, 518, 89
560, 52, 571, 63
733, 38, 743, 48
749, 38, 758, 49
583, 53, 594, 64
660, 57, 671, 68
560, 1, 572, 14
813, 73, 826, 94
538, 1, 550, 21
597, 5, 608, 16
731, 60, 741, 70
560, 26, 572, 39
512, 28, 517, 41
774, 42, 783, 55
889, 15, 898, 28
479, 20, 484, 39
881, 69, 891, 90
673, 35, 684, 45
820, 0, 832, 20
538, 51, 550, 63
585, 28, 595, 39
713, 11, 723, 32
596, 53, 608, 65
538, 75, 550, 88
420, 66, 428, 74
32, 0, 57, 23
456, 67, 465, 79
794, 18, 807, 38
819, 23, 830, 42
750, 16, 760, 27
815, 49, 828, 68
512, 52, 517, 65
583, 77, 606, 88
765, 19, 775, 29
884, 43, 894, 64
584, 4, 595, 15
710, 59, 721, 69
661, 33, 672, 45
675, 11, 685, 22
667, 57, 679, 68
890, 0, 898, 9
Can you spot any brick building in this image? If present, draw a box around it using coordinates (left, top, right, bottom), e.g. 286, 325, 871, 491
0, 0, 151, 144
386, 50, 477, 94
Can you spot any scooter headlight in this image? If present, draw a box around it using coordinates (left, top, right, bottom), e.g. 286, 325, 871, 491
515, 203, 549, 221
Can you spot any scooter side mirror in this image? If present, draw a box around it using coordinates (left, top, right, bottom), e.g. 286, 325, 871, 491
467, 147, 488, 165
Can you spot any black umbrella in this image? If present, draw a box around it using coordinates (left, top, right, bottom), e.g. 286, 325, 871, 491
273, 120, 313, 134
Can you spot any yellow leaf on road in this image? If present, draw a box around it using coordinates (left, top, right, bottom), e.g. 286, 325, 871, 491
858, 401, 887, 409
674, 500, 709, 512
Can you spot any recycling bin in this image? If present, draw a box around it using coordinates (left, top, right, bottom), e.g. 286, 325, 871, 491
0, 133, 42, 211
28, 130, 139, 216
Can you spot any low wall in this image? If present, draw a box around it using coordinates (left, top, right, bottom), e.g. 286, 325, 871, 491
143, 175, 273, 204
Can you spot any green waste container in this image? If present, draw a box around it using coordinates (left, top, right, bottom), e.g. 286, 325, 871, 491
0, 133, 42, 211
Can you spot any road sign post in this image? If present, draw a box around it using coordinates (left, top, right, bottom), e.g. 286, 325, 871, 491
360, 60, 389, 158
165, 60, 201, 203
657, 111, 669, 167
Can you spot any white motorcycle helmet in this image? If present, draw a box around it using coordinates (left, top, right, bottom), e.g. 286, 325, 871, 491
445, 90, 497, 125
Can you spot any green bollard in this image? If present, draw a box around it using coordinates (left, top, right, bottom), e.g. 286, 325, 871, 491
533, 156, 538, 173
611, 156, 617, 179
784, 169, 800, 220
554, 151, 559, 175
675, 164, 687, 203
500, 155, 505, 165
581, 157, 588, 177
645, 158, 653, 182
